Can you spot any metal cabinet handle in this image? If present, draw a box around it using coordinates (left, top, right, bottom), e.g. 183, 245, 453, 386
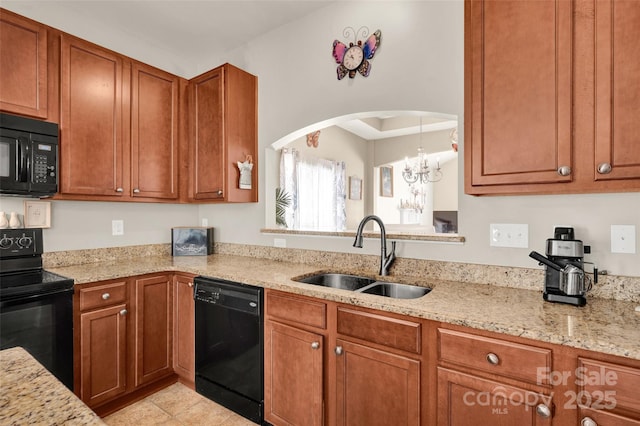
597, 163, 612, 174
535, 403, 552, 418
581, 417, 597, 426
486, 352, 500, 365
119, 309, 127, 316
102, 293, 110, 300
133, 188, 140, 193
311, 342, 320, 350
115, 187, 124, 193
335, 346, 343, 355
557, 166, 571, 176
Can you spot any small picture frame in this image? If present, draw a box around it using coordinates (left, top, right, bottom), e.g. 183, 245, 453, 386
380, 166, 394, 197
349, 176, 362, 200
24, 200, 51, 228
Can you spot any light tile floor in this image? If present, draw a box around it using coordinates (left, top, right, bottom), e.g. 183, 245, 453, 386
102, 382, 258, 426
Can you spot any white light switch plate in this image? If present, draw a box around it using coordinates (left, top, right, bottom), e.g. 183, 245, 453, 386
112, 220, 124, 236
490, 223, 529, 248
611, 225, 636, 254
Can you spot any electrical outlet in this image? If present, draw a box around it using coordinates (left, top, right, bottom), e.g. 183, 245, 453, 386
112, 220, 124, 236
611, 225, 636, 254
201, 218, 208, 227
489, 223, 529, 248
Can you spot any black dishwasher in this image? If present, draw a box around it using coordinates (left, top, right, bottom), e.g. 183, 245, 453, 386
194, 276, 263, 424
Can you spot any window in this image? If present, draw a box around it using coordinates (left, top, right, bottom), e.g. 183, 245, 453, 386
280, 148, 346, 231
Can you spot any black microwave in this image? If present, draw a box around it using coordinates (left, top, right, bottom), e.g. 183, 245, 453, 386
0, 113, 59, 197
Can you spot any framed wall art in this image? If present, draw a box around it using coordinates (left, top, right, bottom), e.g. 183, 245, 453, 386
24, 200, 51, 228
380, 166, 394, 197
349, 176, 362, 200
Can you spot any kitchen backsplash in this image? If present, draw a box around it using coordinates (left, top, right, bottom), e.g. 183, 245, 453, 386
43, 243, 639, 303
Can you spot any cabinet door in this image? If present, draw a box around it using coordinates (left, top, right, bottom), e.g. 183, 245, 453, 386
593, 0, 640, 182
131, 62, 179, 199
80, 303, 128, 407
59, 35, 127, 197
437, 367, 553, 426
133, 274, 173, 387
190, 67, 224, 200
173, 273, 195, 385
0, 11, 48, 118
335, 339, 420, 426
264, 320, 324, 426
465, 0, 573, 192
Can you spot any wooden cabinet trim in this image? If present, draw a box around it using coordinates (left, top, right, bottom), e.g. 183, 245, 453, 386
337, 306, 421, 354
78, 280, 128, 311
266, 290, 327, 330
578, 357, 640, 417
438, 328, 552, 386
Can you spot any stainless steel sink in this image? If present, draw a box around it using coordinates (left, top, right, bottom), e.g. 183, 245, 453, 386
358, 282, 431, 299
293, 273, 431, 299
294, 273, 376, 291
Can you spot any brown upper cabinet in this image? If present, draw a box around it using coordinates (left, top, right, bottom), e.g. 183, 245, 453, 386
58, 34, 184, 202
189, 64, 258, 202
1, 9, 258, 203
464, 0, 640, 195
0, 9, 49, 119
59, 34, 129, 199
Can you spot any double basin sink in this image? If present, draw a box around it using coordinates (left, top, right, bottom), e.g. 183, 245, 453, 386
293, 273, 431, 299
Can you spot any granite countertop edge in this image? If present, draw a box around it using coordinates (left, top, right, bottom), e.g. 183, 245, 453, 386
47, 253, 640, 361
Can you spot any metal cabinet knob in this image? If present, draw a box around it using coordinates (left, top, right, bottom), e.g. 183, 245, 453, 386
188, 282, 194, 288
581, 417, 597, 426
335, 346, 343, 355
535, 403, 552, 418
133, 188, 140, 193
597, 163, 612, 174
119, 309, 127, 316
311, 342, 320, 350
102, 293, 110, 300
115, 187, 124, 193
557, 166, 571, 176
217, 190, 223, 196
486, 352, 500, 365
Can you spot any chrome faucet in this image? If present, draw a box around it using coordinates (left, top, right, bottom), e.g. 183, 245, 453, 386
353, 215, 396, 276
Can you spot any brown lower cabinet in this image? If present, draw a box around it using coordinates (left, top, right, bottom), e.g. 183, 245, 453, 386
264, 289, 426, 426
265, 289, 640, 426
74, 273, 178, 415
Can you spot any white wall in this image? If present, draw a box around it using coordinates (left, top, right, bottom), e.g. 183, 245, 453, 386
2, 1, 638, 277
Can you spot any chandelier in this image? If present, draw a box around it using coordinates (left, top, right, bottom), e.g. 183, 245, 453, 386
402, 118, 443, 184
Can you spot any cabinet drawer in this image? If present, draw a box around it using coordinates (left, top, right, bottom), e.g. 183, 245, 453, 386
578, 358, 640, 416
266, 291, 326, 330
78, 280, 128, 311
438, 328, 551, 385
337, 307, 421, 354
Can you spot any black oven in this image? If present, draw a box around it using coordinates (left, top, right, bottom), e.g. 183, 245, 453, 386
194, 276, 264, 424
0, 112, 59, 197
0, 228, 74, 390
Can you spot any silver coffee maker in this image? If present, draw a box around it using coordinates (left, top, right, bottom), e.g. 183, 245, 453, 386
529, 227, 596, 306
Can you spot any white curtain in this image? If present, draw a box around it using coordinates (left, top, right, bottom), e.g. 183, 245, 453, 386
280, 148, 346, 231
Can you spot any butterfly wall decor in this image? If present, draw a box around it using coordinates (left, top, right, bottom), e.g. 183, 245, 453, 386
332, 28, 381, 80
306, 130, 320, 148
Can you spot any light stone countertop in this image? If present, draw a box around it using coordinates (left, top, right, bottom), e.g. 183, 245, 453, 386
48, 253, 640, 361
0, 347, 105, 425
